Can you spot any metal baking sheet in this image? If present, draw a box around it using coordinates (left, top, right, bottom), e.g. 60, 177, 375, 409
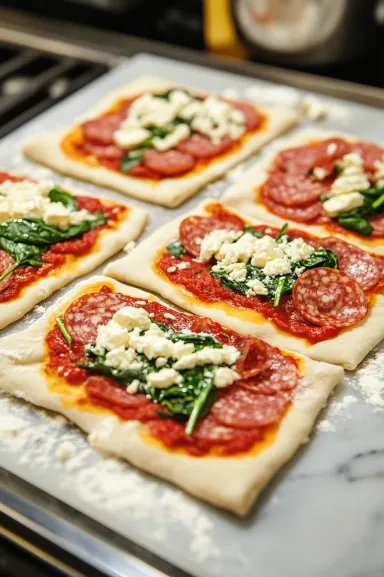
0, 54, 383, 577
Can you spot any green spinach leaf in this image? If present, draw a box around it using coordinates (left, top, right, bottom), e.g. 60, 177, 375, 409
276, 223, 288, 242
167, 239, 186, 259
169, 332, 223, 350
243, 225, 264, 239
48, 187, 78, 211
0, 237, 47, 282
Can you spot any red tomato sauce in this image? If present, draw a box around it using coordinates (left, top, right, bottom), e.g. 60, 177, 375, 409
45, 287, 296, 457
0, 173, 127, 303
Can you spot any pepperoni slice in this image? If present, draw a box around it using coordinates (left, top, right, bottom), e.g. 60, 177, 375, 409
193, 414, 251, 443
0, 250, 15, 293
64, 292, 128, 344
292, 267, 368, 327
82, 141, 123, 159
177, 134, 232, 159
275, 138, 348, 177
230, 100, 260, 131
82, 113, 123, 146
143, 149, 195, 176
374, 257, 384, 284
238, 351, 300, 395
264, 172, 324, 207
212, 388, 289, 429
179, 214, 244, 257
350, 141, 383, 171
235, 337, 271, 378
128, 164, 160, 179
261, 187, 323, 222
320, 237, 380, 291
368, 214, 384, 237
85, 376, 149, 408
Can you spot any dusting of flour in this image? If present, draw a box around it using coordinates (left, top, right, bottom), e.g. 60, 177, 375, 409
355, 350, 384, 409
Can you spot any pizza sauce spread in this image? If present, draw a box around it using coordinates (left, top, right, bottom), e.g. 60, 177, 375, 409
61, 90, 264, 181
156, 203, 383, 344
0, 172, 127, 303
45, 285, 302, 457
260, 137, 384, 239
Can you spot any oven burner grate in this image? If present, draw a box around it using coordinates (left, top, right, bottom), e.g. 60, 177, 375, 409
0, 43, 108, 138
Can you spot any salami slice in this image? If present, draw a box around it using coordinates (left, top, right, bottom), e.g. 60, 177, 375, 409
368, 214, 384, 237
261, 187, 323, 222
292, 267, 368, 327
349, 141, 383, 171
275, 138, 348, 177
374, 256, 384, 284
212, 388, 289, 429
238, 350, 300, 395
82, 113, 123, 146
143, 149, 195, 176
320, 237, 380, 291
82, 141, 123, 159
312, 138, 350, 176
180, 214, 244, 257
0, 250, 15, 293
128, 164, 160, 179
85, 376, 149, 408
263, 172, 324, 207
193, 414, 254, 443
230, 100, 260, 131
235, 337, 271, 378
64, 292, 128, 344
177, 134, 232, 159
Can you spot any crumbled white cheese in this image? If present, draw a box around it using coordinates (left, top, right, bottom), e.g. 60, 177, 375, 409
213, 367, 239, 388
113, 306, 151, 331
330, 152, 370, 196
164, 312, 176, 320
127, 379, 140, 394
173, 345, 240, 370
147, 368, 182, 389
153, 124, 190, 151
263, 257, 291, 276
313, 167, 327, 180
176, 261, 190, 271
167, 266, 176, 273
199, 229, 242, 262
113, 127, 151, 149
96, 321, 131, 351
189, 97, 245, 144
105, 346, 137, 370
323, 192, 365, 217
246, 278, 268, 296
280, 237, 314, 263
0, 179, 95, 229
299, 95, 328, 121
373, 159, 384, 187
249, 235, 284, 267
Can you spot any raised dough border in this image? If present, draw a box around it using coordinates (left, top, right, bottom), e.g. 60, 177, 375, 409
0, 188, 147, 330
104, 200, 384, 370
221, 127, 384, 255
0, 275, 343, 516
22, 76, 298, 208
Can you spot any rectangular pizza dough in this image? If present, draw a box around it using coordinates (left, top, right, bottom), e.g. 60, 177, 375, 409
0, 275, 343, 516
22, 76, 298, 208
221, 128, 384, 255
0, 188, 147, 329
104, 200, 384, 370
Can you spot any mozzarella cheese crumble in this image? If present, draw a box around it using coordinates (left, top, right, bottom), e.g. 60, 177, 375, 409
320, 152, 369, 217
0, 180, 96, 230
93, 305, 240, 391
112, 89, 246, 151
200, 228, 314, 295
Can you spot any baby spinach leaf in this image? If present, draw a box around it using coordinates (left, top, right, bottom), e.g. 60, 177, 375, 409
243, 225, 264, 238
169, 332, 223, 350
79, 359, 145, 384
120, 153, 143, 173
337, 214, 373, 237
167, 239, 185, 259
0, 237, 47, 282
152, 321, 173, 333
48, 187, 78, 211
276, 223, 288, 242
0, 213, 107, 246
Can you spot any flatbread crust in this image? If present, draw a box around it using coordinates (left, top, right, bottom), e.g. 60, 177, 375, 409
104, 200, 384, 370
221, 128, 384, 255
0, 275, 343, 516
23, 76, 298, 208
0, 191, 147, 329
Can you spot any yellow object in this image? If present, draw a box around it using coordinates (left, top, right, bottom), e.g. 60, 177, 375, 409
204, 0, 248, 60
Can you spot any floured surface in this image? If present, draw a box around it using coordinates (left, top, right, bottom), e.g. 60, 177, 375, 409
0, 54, 383, 577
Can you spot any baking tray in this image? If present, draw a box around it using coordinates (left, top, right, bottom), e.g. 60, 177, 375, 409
0, 54, 383, 577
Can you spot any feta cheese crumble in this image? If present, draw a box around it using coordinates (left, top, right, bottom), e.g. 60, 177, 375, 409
92, 305, 241, 392
0, 180, 96, 229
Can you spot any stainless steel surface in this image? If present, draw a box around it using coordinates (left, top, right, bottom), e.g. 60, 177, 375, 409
232, 0, 379, 66
0, 52, 383, 577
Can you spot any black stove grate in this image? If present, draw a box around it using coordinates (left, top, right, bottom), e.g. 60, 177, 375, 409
0, 43, 108, 139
